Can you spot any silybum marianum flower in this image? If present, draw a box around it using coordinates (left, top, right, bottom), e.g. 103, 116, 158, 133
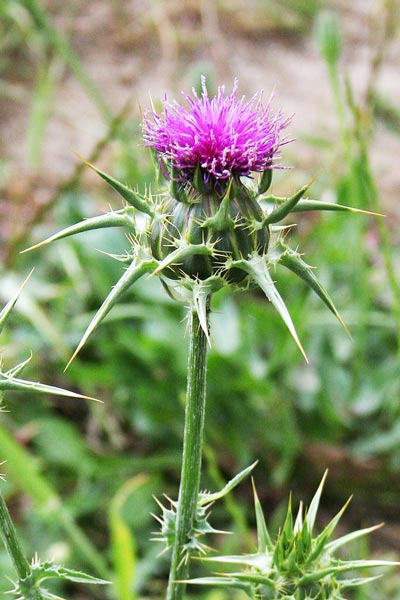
24, 78, 370, 361
142, 77, 289, 183
143, 79, 291, 286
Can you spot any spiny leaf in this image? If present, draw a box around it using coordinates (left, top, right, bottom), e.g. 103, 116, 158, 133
199, 462, 257, 506
258, 167, 273, 195
193, 283, 211, 345
0, 374, 99, 402
76, 155, 154, 216
198, 553, 268, 569
299, 560, 400, 586
170, 165, 188, 202
290, 199, 383, 216
265, 177, 316, 224
305, 470, 328, 533
278, 244, 350, 336
193, 163, 208, 194
0, 270, 34, 334
185, 576, 251, 592
65, 259, 157, 369
4, 354, 32, 378
33, 561, 109, 585
307, 496, 352, 564
150, 243, 213, 277
201, 180, 235, 231
191, 277, 225, 343
341, 575, 383, 589
225, 572, 275, 588
231, 255, 307, 361
293, 501, 303, 535
21, 208, 136, 253
326, 523, 383, 554
252, 479, 274, 553
280, 493, 294, 541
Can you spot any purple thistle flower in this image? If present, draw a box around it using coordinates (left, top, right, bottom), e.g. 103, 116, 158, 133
143, 78, 291, 183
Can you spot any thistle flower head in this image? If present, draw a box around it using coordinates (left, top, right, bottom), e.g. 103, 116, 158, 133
143, 77, 290, 184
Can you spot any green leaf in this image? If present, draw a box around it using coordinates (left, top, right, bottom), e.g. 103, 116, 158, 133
199, 552, 269, 571
341, 575, 383, 589
258, 168, 273, 195
307, 496, 352, 564
33, 561, 109, 585
265, 177, 315, 224
298, 560, 400, 586
252, 480, 273, 553
185, 576, 252, 593
212, 571, 275, 588
278, 244, 350, 336
0, 372, 98, 402
201, 181, 235, 231
22, 208, 136, 253
192, 278, 226, 344
231, 255, 307, 361
293, 501, 303, 534
0, 270, 33, 334
0, 273, 68, 357
66, 259, 157, 368
170, 165, 188, 202
290, 199, 382, 215
4, 354, 32, 378
305, 470, 328, 533
150, 243, 213, 277
109, 475, 147, 600
192, 283, 211, 345
199, 462, 257, 506
193, 163, 208, 194
78, 157, 154, 216
326, 523, 383, 554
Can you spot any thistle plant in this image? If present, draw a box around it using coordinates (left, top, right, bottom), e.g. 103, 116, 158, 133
22, 78, 391, 600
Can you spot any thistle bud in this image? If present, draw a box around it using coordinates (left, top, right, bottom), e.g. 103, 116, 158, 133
188, 473, 398, 599
143, 78, 288, 282
151, 178, 269, 281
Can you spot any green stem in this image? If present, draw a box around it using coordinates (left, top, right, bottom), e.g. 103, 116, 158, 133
166, 303, 210, 600
0, 490, 43, 599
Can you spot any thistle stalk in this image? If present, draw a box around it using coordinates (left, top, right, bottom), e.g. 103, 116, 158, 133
0, 491, 43, 600
166, 301, 210, 600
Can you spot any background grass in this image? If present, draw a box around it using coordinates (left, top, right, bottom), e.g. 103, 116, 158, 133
1, 0, 400, 598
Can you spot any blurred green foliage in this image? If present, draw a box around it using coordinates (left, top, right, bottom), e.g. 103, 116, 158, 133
1, 0, 399, 598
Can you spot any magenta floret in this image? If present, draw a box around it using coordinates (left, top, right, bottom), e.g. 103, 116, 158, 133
143, 78, 290, 182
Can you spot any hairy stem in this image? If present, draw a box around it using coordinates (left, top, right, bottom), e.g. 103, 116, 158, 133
166, 303, 210, 600
0, 490, 43, 599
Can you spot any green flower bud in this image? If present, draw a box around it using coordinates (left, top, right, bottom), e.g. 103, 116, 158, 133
150, 181, 270, 282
